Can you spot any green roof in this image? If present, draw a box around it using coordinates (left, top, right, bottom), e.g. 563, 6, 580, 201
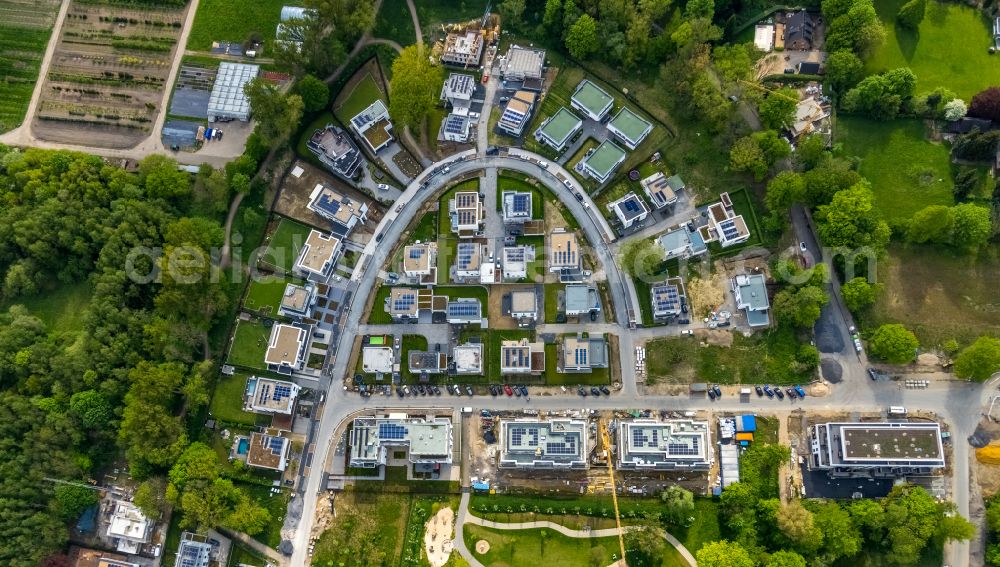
571, 80, 613, 116
537, 107, 582, 145
583, 140, 626, 177
666, 174, 685, 191
608, 107, 652, 142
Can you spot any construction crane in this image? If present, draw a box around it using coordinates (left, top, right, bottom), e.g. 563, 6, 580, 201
737, 79, 801, 104
599, 418, 628, 565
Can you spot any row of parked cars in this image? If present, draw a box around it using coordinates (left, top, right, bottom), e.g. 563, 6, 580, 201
706, 384, 807, 401
396, 383, 474, 397
578, 385, 612, 397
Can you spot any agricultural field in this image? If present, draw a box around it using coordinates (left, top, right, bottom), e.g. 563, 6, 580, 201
33, 0, 188, 148
837, 117, 953, 222
187, 0, 288, 52
0, 0, 61, 133
867, 0, 1000, 100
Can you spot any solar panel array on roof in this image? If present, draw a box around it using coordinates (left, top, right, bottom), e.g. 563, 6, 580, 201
457, 193, 477, 207
409, 248, 424, 260
457, 243, 477, 269
653, 284, 680, 312
667, 438, 701, 455
268, 436, 285, 453
547, 438, 577, 455
505, 247, 525, 262
720, 218, 742, 240
444, 114, 469, 134
511, 427, 539, 447
379, 422, 408, 440
273, 384, 292, 401
393, 292, 416, 311
504, 348, 529, 367
574, 348, 588, 366
512, 194, 529, 213
624, 199, 639, 212
554, 241, 575, 265
177, 542, 210, 567
501, 107, 527, 124
447, 301, 481, 318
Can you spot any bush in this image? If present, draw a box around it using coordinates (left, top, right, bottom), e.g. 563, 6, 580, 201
869, 324, 919, 364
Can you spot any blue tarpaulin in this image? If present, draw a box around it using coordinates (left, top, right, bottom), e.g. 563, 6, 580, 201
472, 481, 490, 491
738, 414, 757, 432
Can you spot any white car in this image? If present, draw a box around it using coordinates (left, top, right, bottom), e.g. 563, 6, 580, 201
377, 183, 389, 190
799, 241, 808, 252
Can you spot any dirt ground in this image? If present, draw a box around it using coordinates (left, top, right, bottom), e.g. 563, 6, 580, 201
488, 284, 539, 330
695, 328, 734, 347
275, 160, 385, 243
686, 270, 725, 318
475, 540, 490, 554
424, 506, 455, 567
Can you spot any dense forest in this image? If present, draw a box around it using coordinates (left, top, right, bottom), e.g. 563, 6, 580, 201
0, 146, 259, 566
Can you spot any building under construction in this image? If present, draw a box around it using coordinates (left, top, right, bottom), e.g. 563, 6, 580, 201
436, 13, 500, 68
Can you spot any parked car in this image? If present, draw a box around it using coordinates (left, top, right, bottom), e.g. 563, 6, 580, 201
396, 386, 404, 397
465, 385, 474, 396
578, 387, 588, 396
712, 384, 722, 397
763, 384, 774, 398
708, 389, 717, 400
600, 385, 611, 395
799, 241, 808, 252
394, 336, 401, 349
519, 385, 528, 396
755, 385, 764, 396
775, 388, 785, 400
513, 386, 521, 397
794, 385, 807, 397
575, 192, 584, 201
377, 183, 389, 190
867, 368, 879, 381
504, 384, 513, 396
417, 385, 426, 395
854, 338, 863, 353
434, 386, 442, 395
591, 386, 601, 396
786, 387, 797, 399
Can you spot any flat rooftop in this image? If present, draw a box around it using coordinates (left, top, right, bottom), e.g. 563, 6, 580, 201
619, 419, 710, 468
549, 230, 580, 268
244, 376, 299, 413
453, 342, 483, 373
280, 282, 312, 313
207, 62, 259, 117
537, 107, 582, 146
264, 324, 306, 367
503, 45, 546, 78
297, 229, 340, 274
246, 432, 288, 471
362, 346, 394, 374
499, 419, 587, 467
571, 80, 613, 116
611, 192, 648, 221
608, 107, 652, 142
350, 416, 453, 464
838, 423, 944, 462
510, 289, 536, 313
582, 140, 626, 177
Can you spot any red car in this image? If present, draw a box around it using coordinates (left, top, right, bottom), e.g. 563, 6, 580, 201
503, 384, 513, 396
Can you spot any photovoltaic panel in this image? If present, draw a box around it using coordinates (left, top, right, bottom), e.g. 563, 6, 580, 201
379, 423, 408, 440
268, 436, 285, 453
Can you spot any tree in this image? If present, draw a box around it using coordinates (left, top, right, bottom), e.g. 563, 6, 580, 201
766, 550, 808, 567
565, 14, 599, 59
390, 45, 443, 129
814, 502, 862, 563
776, 501, 820, 549
498, 0, 526, 30
759, 89, 798, 130
896, 0, 925, 29
686, 0, 715, 19
244, 78, 304, 146
804, 157, 862, 206
841, 277, 879, 312
754, 129, 791, 163
69, 389, 112, 429
730, 135, 768, 180
295, 74, 329, 112
796, 134, 827, 170
826, 0, 885, 55
883, 484, 960, 565
696, 540, 755, 567
825, 50, 864, 92
953, 166, 979, 201
907, 205, 955, 244
543, 0, 563, 34
943, 98, 967, 121
713, 44, 753, 83
138, 155, 191, 201
619, 238, 663, 277
970, 87, 1000, 121
773, 285, 829, 328
766, 171, 805, 213
842, 67, 916, 120
848, 498, 886, 545
954, 337, 1000, 381
660, 486, 695, 525
869, 323, 919, 364
816, 182, 891, 250
53, 485, 99, 520
134, 477, 167, 518
950, 203, 992, 252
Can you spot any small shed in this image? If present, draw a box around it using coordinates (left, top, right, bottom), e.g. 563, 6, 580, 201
737, 414, 757, 432
736, 432, 754, 443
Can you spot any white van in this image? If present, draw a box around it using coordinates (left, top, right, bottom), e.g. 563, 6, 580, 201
538, 161, 548, 168
888, 406, 907, 415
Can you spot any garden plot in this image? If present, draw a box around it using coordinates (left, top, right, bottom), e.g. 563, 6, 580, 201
0, 0, 62, 133
32, 0, 187, 148
169, 64, 217, 119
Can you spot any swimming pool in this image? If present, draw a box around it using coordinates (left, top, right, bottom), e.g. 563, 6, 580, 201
236, 438, 249, 455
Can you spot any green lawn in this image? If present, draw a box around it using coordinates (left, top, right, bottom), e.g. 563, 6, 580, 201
434, 285, 489, 306
400, 334, 429, 382
544, 283, 562, 323
866, 0, 1000, 100
413, 0, 485, 28
565, 137, 600, 190
372, 0, 415, 46
353, 465, 460, 493
228, 319, 271, 371
208, 372, 259, 426
261, 218, 315, 273
240, 482, 291, 548
837, 116, 953, 222
187, 0, 288, 51
646, 325, 810, 385
244, 275, 296, 316
334, 73, 386, 124
673, 499, 721, 555
368, 285, 394, 324
407, 210, 438, 244
464, 525, 621, 567
1, 280, 91, 334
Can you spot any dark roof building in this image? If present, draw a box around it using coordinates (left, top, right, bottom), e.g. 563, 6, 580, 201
783, 10, 814, 50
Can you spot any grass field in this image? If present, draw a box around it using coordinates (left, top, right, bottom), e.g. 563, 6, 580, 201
208, 372, 259, 426
0, 0, 60, 133
837, 117, 953, 222
228, 319, 271, 371
645, 324, 810, 385
261, 218, 315, 273
413, 0, 484, 28
187, 0, 289, 51
372, 0, 415, 46
867, 244, 1000, 346
463, 525, 621, 567
368, 285, 395, 324
334, 73, 386, 124
2, 280, 91, 334
240, 482, 291, 548
866, 0, 1000, 100
244, 275, 296, 316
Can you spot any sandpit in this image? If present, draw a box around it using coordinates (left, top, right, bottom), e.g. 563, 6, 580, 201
424, 506, 455, 567
475, 540, 490, 554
